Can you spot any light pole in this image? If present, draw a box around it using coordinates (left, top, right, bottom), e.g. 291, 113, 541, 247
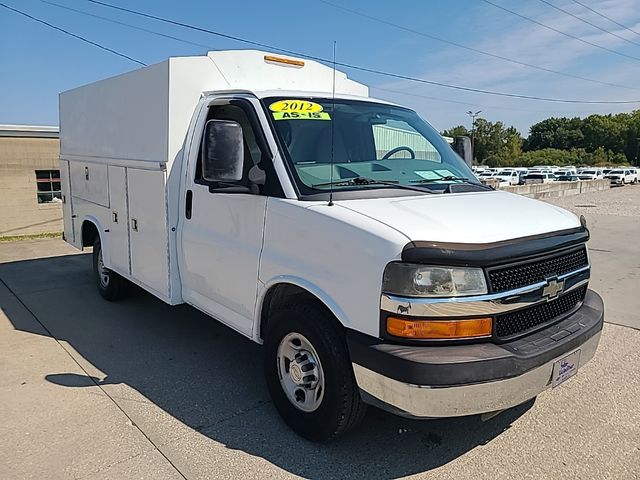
635, 137, 640, 166
466, 110, 481, 162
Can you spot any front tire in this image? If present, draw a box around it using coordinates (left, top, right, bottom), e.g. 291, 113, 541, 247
263, 302, 366, 441
92, 238, 127, 301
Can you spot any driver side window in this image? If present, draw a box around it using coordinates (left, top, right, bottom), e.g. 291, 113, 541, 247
195, 101, 283, 197
372, 121, 442, 162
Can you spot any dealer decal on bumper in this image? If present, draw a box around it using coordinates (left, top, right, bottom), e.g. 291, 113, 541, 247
552, 349, 581, 388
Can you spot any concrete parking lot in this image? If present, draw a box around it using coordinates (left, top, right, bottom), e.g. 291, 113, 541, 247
1, 187, 639, 479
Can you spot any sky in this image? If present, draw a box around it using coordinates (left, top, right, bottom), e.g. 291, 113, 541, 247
2, 0, 640, 135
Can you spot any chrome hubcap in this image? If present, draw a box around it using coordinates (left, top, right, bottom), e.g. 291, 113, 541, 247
276, 332, 324, 412
97, 249, 109, 288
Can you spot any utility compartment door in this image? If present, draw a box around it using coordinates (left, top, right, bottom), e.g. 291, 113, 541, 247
69, 162, 109, 207
107, 166, 130, 275
128, 168, 169, 298
59, 159, 76, 245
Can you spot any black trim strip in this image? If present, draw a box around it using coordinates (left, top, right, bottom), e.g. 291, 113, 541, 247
401, 226, 589, 267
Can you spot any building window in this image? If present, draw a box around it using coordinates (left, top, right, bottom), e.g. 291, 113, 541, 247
35, 170, 62, 204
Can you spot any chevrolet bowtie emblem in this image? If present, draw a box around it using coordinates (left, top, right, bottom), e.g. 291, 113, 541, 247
543, 278, 565, 300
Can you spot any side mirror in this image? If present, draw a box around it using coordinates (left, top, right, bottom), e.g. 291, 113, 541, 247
453, 136, 473, 168
201, 119, 244, 183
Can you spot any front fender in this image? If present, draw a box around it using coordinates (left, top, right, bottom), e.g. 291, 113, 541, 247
254, 276, 352, 341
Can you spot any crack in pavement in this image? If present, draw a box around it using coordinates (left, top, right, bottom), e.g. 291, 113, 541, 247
154, 399, 273, 449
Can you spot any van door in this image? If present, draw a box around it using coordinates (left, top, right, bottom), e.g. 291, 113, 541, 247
179, 98, 281, 336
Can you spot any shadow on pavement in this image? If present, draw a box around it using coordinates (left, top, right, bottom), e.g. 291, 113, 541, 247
1, 253, 533, 479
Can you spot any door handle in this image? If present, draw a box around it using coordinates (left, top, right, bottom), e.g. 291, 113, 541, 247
131, 218, 138, 232
185, 189, 193, 219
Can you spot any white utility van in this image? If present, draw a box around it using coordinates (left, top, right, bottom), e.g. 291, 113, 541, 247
60, 50, 604, 441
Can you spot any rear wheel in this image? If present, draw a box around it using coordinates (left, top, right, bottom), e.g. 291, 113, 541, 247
263, 302, 366, 441
93, 238, 127, 301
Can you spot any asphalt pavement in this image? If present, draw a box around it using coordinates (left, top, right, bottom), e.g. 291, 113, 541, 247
0, 187, 638, 479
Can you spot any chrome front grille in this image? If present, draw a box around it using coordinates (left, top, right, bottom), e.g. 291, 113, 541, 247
488, 247, 588, 293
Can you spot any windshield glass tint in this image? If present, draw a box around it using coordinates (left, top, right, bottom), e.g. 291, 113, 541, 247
263, 97, 476, 193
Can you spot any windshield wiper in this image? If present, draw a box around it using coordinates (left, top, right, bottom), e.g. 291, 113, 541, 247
410, 176, 493, 191
410, 176, 469, 183
312, 176, 437, 194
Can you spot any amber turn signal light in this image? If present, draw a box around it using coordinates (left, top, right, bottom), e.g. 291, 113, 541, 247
264, 55, 305, 67
386, 317, 493, 339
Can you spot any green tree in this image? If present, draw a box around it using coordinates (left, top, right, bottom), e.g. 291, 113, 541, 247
581, 114, 626, 154
443, 110, 640, 167
441, 125, 469, 138
470, 118, 523, 165
525, 117, 584, 151
516, 148, 581, 166
623, 110, 640, 165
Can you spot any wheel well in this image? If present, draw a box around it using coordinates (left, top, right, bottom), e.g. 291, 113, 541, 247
81, 220, 99, 248
259, 284, 340, 340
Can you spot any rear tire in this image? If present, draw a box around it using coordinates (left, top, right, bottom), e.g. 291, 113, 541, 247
263, 302, 366, 441
93, 238, 127, 301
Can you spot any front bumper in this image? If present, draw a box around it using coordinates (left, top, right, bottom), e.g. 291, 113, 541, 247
348, 289, 604, 418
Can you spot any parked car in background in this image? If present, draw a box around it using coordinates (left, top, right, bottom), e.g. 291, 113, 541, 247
523, 173, 554, 184
605, 169, 634, 185
628, 168, 638, 184
515, 168, 529, 184
493, 169, 520, 186
577, 169, 603, 180
557, 174, 580, 182
555, 168, 577, 177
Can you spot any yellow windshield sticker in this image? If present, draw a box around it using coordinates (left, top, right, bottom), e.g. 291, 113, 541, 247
269, 99, 324, 113
272, 111, 331, 120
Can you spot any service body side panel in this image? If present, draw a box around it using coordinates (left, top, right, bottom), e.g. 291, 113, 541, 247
71, 197, 110, 249
127, 168, 169, 299
59, 61, 170, 163
69, 161, 109, 207
107, 166, 130, 275
59, 159, 75, 245
257, 198, 409, 339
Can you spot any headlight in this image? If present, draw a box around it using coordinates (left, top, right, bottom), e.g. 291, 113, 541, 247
382, 263, 487, 297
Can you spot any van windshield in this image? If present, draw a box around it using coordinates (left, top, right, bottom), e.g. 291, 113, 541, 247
263, 97, 477, 195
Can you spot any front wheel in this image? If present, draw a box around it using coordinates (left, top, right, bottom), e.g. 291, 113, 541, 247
263, 302, 366, 441
93, 238, 127, 301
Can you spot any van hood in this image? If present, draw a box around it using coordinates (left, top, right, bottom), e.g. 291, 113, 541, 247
335, 190, 580, 244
